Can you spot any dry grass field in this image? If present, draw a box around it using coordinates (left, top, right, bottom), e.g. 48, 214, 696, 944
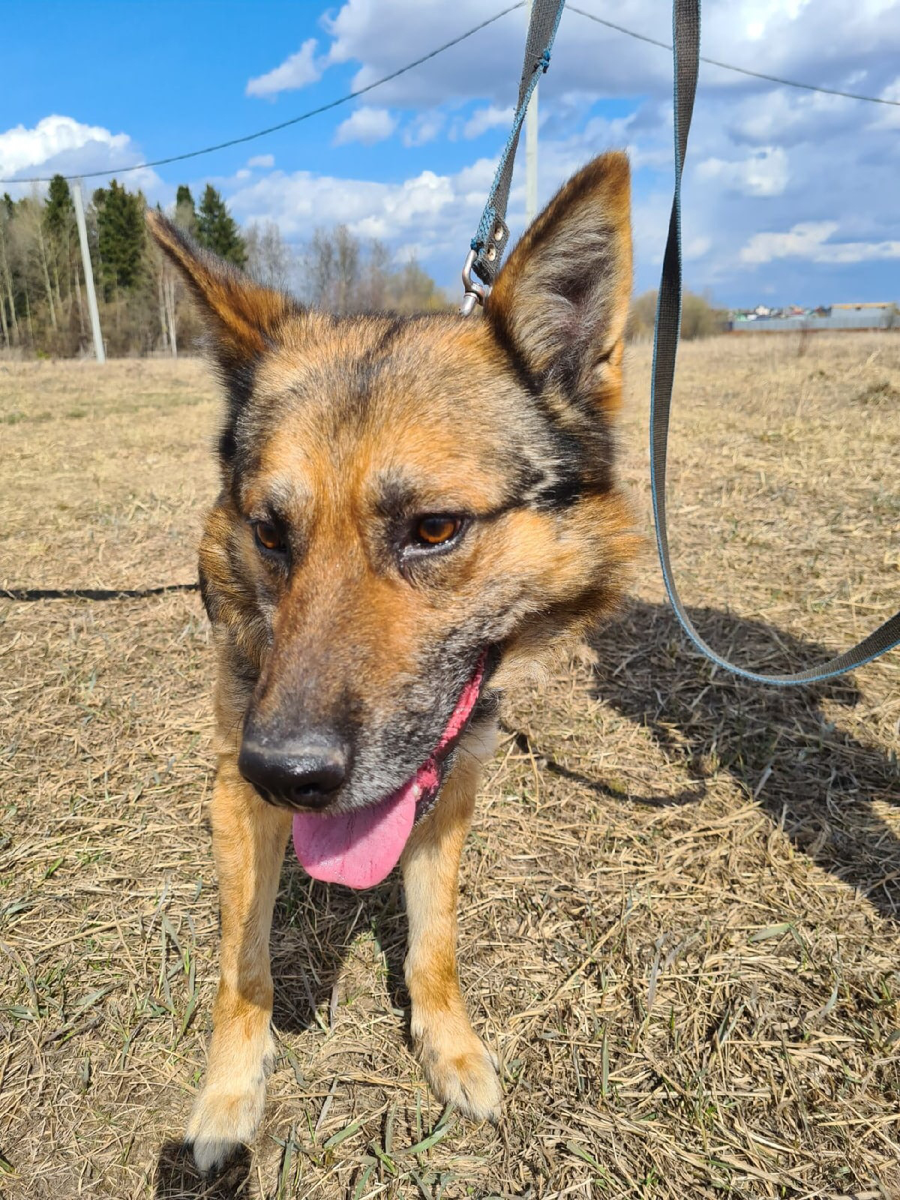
1, 333, 899, 1200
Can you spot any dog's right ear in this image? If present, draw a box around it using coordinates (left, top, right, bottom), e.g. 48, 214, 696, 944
485, 151, 631, 405
146, 209, 301, 377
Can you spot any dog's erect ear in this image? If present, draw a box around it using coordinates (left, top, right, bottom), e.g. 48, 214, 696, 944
485, 151, 631, 397
146, 209, 301, 374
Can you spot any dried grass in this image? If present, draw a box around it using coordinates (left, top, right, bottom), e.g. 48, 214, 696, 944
1, 335, 899, 1199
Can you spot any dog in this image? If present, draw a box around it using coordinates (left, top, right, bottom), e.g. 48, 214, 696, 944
147, 149, 637, 1173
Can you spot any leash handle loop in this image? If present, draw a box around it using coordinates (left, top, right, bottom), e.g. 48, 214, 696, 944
651, 0, 900, 685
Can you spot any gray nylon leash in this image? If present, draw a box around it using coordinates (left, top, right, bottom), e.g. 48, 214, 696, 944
651, 0, 900, 684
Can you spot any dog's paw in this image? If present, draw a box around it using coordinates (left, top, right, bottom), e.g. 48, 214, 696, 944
186, 1079, 266, 1175
417, 1027, 502, 1123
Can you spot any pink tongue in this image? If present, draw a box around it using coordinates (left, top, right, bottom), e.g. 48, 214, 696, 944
292, 760, 439, 890
292, 654, 486, 890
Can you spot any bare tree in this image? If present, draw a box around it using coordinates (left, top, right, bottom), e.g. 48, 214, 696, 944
306, 227, 336, 310
245, 221, 294, 292
333, 225, 360, 315
155, 262, 178, 357
392, 256, 447, 315
17, 196, 58, 331
0, 204, 20, 346
0, 215, 12, 347
358, 239, 392, 311
303, 226, 448, 316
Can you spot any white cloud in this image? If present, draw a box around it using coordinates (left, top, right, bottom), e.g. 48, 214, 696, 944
247, 154, 275, 168
695, 147, 789, 197
1, 115, 126, 177
739, 0, 814, 42
728, 89, 854, 146
246, 39, 323, 98
741, 221, 838, 264
402, 112, 445, 148
463, 105, 515, 140
318, 0, 900, 114
321, 0, 667, 108
333, 106, 397, 146
684, 235, 712, 261
0, 114, 159, 195
225, 161, 486, 261
740, 221, 900, 264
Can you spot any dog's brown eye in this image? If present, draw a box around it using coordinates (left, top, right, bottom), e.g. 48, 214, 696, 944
253, 520, 285, 553
414, 515, 462, 547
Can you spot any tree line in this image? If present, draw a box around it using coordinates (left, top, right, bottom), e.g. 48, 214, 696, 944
0, 176, 449, 359
627, 288, 727, 341
0, 172, 725, 359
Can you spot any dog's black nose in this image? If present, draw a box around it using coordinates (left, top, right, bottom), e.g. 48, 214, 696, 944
238, 737, 348, 809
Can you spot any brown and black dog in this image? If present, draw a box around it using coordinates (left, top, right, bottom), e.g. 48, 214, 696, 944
147, 150, 637, 1173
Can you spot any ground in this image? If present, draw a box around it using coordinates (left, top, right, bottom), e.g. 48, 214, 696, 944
1, 333, 899, 1200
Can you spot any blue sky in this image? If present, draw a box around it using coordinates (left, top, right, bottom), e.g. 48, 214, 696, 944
2, 0, 899, 307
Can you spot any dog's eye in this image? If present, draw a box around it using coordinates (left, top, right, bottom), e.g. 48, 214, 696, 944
413, 515, 463, 547
253, 519, 286, 554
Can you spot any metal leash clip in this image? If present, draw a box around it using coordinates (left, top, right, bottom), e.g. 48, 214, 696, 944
458, 0, 566, 316
460, 248, 488, 316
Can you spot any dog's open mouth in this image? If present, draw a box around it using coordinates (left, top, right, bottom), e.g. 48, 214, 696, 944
292, 650, 488, 890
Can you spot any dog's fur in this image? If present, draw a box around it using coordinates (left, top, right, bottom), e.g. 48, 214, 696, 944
147, 150, 637, 1173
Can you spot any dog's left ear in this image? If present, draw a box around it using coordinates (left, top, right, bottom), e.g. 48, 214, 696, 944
146, 209, 301, 378
486, 151, 631, 397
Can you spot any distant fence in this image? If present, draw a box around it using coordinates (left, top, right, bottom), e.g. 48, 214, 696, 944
730, 310, 898, 333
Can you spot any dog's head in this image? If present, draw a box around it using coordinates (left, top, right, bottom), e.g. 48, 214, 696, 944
148, 152, 637, 886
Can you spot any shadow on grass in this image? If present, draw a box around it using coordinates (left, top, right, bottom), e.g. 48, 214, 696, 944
154, 1140, 251, 1199
269, 869, 411, 1036
583, 597, 900, 919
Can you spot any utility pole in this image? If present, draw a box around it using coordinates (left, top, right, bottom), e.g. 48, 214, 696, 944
525, 0, 539, 225
72, 179, 105, 363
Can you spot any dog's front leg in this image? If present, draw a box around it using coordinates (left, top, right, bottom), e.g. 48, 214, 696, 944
401, 735, 501, 1122
187, 757, 291, 1173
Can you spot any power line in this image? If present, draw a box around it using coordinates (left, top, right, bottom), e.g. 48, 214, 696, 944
568, 5, 900, 107
4, 1, 896, 188
0, 3, 527, 186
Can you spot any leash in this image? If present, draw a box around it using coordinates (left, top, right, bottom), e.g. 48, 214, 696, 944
461, 0, 899, 684
1, 583, 199, 602
651, 0, 900, 685
460, 0, 567, 315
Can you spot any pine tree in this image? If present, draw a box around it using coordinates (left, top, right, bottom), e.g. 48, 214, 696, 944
44, 175, 74, 238
0, 201, 18, 346
92, 180, 146, 297
196, 184, 246, 267
42, 175, 77, 331
174, 185, 197, 236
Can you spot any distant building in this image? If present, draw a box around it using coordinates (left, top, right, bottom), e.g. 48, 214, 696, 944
832, 302, 894, 311
727, 301, 898, 333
